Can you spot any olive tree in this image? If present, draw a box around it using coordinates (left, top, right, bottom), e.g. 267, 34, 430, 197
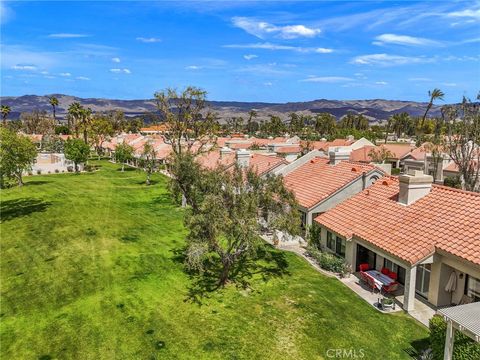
64, 138, 90, 172
0, 128, 37, 187
140, 142, 156, 185
114, 143, 134, 172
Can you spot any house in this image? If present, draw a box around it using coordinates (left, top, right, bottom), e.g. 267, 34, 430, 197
279, 150, 384, 229
314, 170, 480, 312
196, 148, 287, 177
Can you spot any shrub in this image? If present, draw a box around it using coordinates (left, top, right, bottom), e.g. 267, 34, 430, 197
36, 169, 42, 175
391, 168, 401, 175
429, 315, 480, 360
55, 169, 60, 173
306, 245, 350, 274
47, 170, 51, 174
67, 166, 74, 172
444, 176, 462, 189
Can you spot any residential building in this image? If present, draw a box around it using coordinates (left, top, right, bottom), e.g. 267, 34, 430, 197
314, 170, 480, 312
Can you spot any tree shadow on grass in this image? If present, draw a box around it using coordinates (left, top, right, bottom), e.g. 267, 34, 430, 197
116, 167, 137, 172
0, 198, 51, 222
171, 244, 290, 305
404, 337, 430, 359
24, 180, 51, 186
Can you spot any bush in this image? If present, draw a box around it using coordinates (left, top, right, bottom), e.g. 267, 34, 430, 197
67, 166, 74, 172
36, 169, 42, 175
55, 169, 60, 173
429, 315, 480, 360
306, 245, 350, 275
444, 176, 462, 189
391, 168, 401, 175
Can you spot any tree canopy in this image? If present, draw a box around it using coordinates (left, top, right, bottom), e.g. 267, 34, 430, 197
64, 138, 90, 172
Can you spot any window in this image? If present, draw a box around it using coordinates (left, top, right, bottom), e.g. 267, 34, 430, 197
384, 259, 398, 273
327, 231, 334, 251
465, 275, 480, 302
335, 237, 346, 258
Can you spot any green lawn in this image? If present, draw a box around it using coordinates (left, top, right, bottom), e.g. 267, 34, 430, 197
0, 161, 428, 359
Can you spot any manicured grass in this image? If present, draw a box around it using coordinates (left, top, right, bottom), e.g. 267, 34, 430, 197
1, 161, 428, 359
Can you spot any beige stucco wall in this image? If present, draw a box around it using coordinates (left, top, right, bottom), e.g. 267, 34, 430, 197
428, 252, 480, 307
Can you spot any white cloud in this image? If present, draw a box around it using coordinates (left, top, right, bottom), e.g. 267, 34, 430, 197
59, 72, 71, 77
111, 57, 121, 63
301, 76, 354, 83
224, 42, 333, 53
110, 68, 131, 74
243, 54, 258, 60
373, 33, 441, 46
447, 9, 480, 20
443, 82, 457, 87
76, 76, 90, 81
40, 70, 49, 75
231, 17, 321, 39
185, 65, 202, 70
375, 81, 388, 85
408, 77, 432, 81
136, 37, 161, 43
0, 2, 14, 24
263, 81, 273, 86
48, 33, 89, 38
351, 53, 433, 66
11, 64, 37, 71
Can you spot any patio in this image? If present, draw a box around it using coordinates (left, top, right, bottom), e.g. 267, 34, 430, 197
341, 272, 436, 326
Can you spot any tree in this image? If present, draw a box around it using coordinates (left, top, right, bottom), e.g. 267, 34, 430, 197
114, 143, 134, 172
288, 112, 303, 135
155, 86, 217, 157
67, 102, 83, 137
20, 110, 55, 135
247, 110, 257, 134
79, 107, 93, 144
182, 159, 300, 286
314, 113, 337, 137
49, 96, 59, 123
443, 96, 480, 192
391, 112, 411, 139
64, 138, 90, 172
368, 146, 394, 163
0, 128, 37, 187
262, 115, 285, 136
89, 114, 114, 158
421, 88, 444, 126
140, 142, 156, 185
1, 105, 11, 125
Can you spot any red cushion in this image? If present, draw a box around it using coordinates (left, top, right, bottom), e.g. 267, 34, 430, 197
389, 272, 398, 280
381, 268, 389, 275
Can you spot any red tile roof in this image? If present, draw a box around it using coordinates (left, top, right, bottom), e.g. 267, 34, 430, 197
380, 143, 415, 159
315, 178, 480, 266
275, 145, 302, 154
349, 145, 376, 162
302, 139, 354, 151
283, 157, 379, 209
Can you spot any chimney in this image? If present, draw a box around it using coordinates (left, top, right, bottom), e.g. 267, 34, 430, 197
329, 149, 350, 165
398, 170, 433, 206
236, 149, 250, 168
220, 146, 232, 159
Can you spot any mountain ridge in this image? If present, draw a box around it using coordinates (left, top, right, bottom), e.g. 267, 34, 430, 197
0, 94, 442, 123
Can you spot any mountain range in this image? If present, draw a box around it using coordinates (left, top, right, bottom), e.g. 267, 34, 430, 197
0, 94, 442, 123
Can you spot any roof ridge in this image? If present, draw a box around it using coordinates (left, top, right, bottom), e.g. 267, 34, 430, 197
432, 183, 480, 197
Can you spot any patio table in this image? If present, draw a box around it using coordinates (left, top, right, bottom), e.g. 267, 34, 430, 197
365, 270, 394, 291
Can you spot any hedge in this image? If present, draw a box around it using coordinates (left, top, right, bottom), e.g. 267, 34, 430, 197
429, 315, 480, 360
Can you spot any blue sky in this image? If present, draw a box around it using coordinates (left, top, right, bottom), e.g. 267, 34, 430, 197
1, 1, 479, 102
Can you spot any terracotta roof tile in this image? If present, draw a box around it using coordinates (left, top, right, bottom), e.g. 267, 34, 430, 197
315, 178, 480, 266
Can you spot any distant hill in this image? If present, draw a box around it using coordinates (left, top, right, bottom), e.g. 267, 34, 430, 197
0, 94, 442, 123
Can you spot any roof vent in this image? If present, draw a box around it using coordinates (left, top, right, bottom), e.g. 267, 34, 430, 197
398, 170, 433, 206
236, 149, 250, 168
329, 149, 351, 165
220, 146, 232, 158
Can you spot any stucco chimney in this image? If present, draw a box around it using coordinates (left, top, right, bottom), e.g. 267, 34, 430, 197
236, 149, 250, 168
398, 170, 433, 206
220, 146, 232, 158
329, 149, 350, 165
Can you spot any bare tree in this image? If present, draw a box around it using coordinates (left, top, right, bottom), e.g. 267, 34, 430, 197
444, 96, 480, 192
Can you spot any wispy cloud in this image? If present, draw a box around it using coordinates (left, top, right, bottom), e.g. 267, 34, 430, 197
243, 54, 258, 60
185, 65, 202, 70
0, 2, 14, 25
351, 53, 434, 66
136, 37, 161, 43
59, 72, 71, 77
232, 17, 321, 39
224, 42, 333, 53
375, 81, 388, 85
447, 8, 480, 20
110, 68, 131, 74
76, 76, 90, 81
48, 33, 89, 39
408, 77, 432, 82
11, 64, 37, 71
373, 33, 441, 46
301, 76, 354, 83
111, 57, 121, 63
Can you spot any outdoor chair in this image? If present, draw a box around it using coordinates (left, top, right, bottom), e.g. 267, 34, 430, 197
359, 271, 369, 284
388, 271, 398, 280
382, 281, 399, 295
366, 274, 377, 293
381, 267, 390, 275
359, 263, 370, 272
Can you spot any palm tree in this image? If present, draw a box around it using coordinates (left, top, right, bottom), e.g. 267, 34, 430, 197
49, 96, 59, 123
79, 107, 93, 144
1, 105, 11, 125
247, 109, 257, 134
68, 102, 83, 137
421, 88, 444, 126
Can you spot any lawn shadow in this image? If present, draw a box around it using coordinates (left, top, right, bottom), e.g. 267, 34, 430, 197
24, 180, 51, 186
136, 179, 161, 186
404, 337, 430, 359
0, 198, 51, 222
151, 193, 173, 205
171, 243, 290, 305
116, 167, 136, 172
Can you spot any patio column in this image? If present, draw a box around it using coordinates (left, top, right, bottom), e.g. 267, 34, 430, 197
403, 265, 417, 312
443, 320, 455, 360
